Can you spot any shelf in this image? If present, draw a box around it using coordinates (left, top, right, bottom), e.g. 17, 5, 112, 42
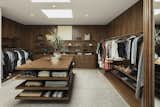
16, 73, 74, 91
61, 51, 95, 54
64, 45, 97, 47
15, 73, 74, 101
64, 40, 96, 42
111, 70, 136, 91
15, 56, 74, 101
15, 95, 70, 101
113, 66, 137, 81
16, 76, 69, 81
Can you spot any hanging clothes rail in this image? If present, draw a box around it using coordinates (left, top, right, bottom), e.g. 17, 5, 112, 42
97, 32, 144, 99
104, 32, 143, 41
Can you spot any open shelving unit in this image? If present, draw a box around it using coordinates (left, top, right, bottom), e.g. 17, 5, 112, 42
15, 56, 74, 101
61, 40, 97, 68
110, 61, 137, 91
113, 66, 137, 81
111, 70, 136, 91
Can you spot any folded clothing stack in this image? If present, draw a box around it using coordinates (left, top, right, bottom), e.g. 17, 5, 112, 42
45, 81, 68, 87
38, 71, 50, 77
19, 91, 42, 97
51, 72, 67, 77
25, 81, 43, 87
21, 71, 37, 77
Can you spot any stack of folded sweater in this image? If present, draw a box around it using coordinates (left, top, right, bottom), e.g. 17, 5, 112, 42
21, 71, 37, 77
38, 71, 50, 77
45, 81, 68, 87
51, 71, 67, 77
19, 91, 42, 97
25, 81, 43, 87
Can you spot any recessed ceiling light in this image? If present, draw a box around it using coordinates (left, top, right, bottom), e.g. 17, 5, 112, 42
31, 0, 70, 3
41, 9, 73, 18
30, 13, 35, 17
52, 5, 56, 8
85, 14, 89, 17
154, 9, 160, 15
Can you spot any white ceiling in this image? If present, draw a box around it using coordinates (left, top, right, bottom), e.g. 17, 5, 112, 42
0, 0, 138, 25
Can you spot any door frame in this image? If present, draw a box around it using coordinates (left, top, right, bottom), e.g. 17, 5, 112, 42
143, 0, 154, 107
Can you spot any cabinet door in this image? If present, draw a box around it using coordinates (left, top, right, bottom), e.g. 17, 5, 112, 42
74, 55, 97, 68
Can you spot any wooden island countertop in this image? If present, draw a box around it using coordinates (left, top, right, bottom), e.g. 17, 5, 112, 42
16, 56, 73, 71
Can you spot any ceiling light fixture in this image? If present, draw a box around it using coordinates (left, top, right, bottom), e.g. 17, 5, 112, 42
41, 9, 73, 18
31, 0, 70, 3
154, 9, 160, 15
52, 5, 56, 8
30, 13, 35, 17
85, 14, 89, 17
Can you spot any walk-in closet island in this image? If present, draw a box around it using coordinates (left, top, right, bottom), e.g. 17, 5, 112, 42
15, 56, 74, 101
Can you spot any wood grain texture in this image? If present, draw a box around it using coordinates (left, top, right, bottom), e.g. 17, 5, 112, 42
106, 1, 143, 37
105, 72, 141, 107
16, 56, 73, 70
72, 25, 107, 41
22, 25, 57, 51
2, 17, 24, 48
143, 0, 154, 107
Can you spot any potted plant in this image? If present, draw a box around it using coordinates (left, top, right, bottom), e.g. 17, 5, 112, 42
46, 29, 64, 63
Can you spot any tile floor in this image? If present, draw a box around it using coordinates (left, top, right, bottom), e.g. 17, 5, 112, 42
0, 69, 129, 107
155, 97, 160, 107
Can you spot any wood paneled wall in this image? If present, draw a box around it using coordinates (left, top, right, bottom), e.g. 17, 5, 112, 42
2, 17, 24, 48
106, 1, 143, 37
72, 26, 107, 42
21, 25, 107, 55
22, 25, 56, 50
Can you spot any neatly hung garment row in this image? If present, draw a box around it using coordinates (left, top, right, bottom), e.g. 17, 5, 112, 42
96, 34, 144, 99
1, 48, 32, 80
96, 34, 143, 69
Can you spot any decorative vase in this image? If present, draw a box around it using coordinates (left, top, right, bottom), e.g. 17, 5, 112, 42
51, 51, 62, 64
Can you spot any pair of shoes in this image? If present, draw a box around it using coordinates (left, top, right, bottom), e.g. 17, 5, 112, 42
52, 91, 63, 98
124, 66, 132, 74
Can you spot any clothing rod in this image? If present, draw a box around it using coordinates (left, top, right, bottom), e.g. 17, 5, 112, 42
105, 32, 143, 41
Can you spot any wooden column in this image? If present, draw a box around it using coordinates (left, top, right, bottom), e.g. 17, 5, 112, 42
143, 0, 154, 107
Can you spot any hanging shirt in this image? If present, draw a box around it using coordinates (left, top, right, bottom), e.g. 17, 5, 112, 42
14, 50, 22, 66
111, 40, 119, 60
117, 40, 127, 59
22, 50, 29, 61
131, 36, 143, 65
6, 51, 15, 71
136, 44, 144, 99
126, 36, 136, 60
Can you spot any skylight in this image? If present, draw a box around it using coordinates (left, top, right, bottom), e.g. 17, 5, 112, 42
154, 9, 160, 15
31, 0, 71, 3
42, 9, 73, 18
